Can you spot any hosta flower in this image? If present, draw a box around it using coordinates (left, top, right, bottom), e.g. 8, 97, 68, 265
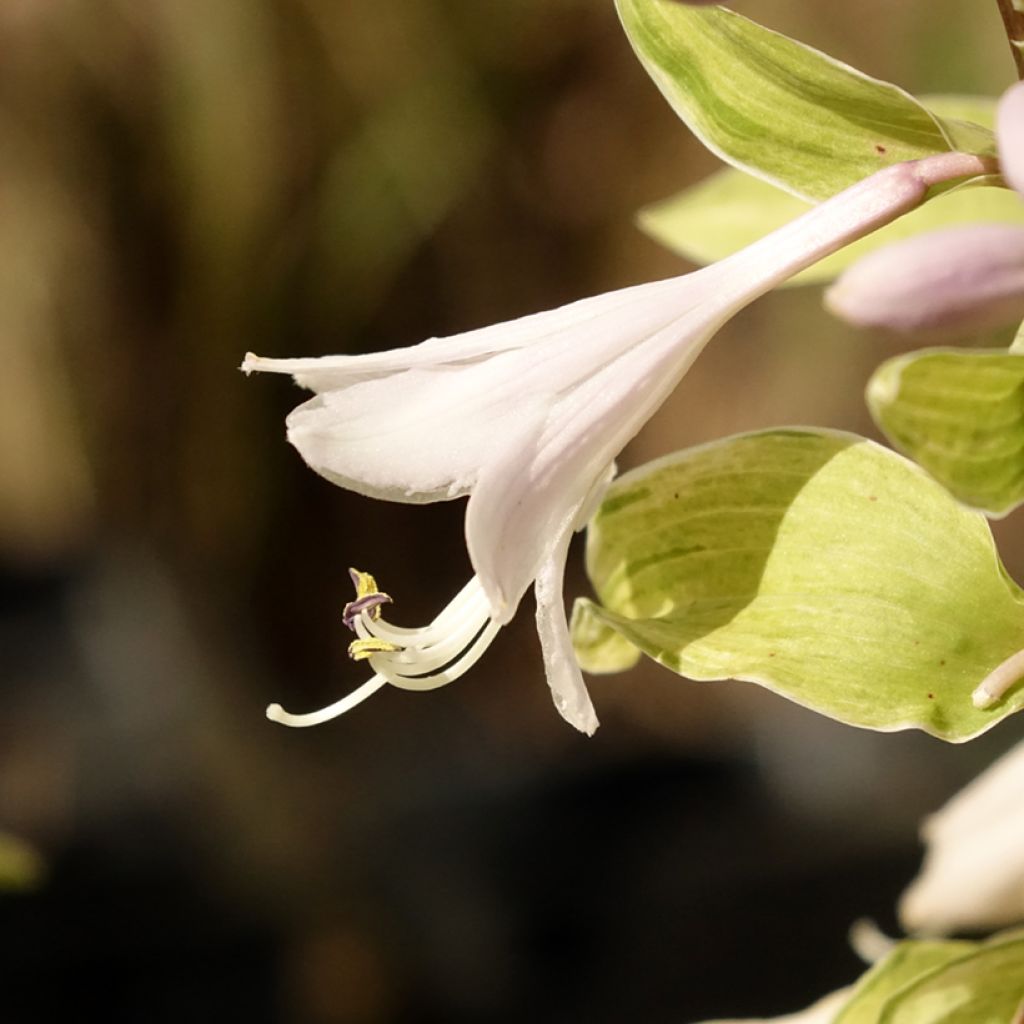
246, 152, 988, 734
826, 82, 1024, 335
900, 738, 1024, 934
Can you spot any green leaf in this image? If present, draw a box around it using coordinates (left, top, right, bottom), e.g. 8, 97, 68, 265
879, 935, 1024, 1024
577, 429, 1024, 740
638, 94, 1012, 285
836, 941, 978, 1024
616, 2, 976, 201
570, 601, 641, 674
920, 94, 997, 135
868, 349, 1024, 517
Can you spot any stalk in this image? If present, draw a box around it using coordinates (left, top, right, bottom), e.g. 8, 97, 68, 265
996, 0, 1024, 79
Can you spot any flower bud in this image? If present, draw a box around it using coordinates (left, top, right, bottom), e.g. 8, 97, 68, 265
825, 224, 1024, 335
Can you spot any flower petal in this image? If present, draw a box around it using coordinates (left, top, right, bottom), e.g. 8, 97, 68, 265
466, 157, 955, 626
534, 527, 599, 735
255, 154, 979, 513
825, 224, 1024, 335
240, 276, 686, 392
284, 367, 551, 502
257, 277, 696, 503
900, 739, 1024, 934
998, 81, 1024, 198
466, 306, 720, 620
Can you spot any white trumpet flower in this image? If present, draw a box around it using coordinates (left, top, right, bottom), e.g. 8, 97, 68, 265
245, 151, 989, 734
900, 738, 1024, 934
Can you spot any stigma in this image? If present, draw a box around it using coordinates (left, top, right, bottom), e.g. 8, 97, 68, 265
972, 647, 1024, 709
265, 570, 499, 728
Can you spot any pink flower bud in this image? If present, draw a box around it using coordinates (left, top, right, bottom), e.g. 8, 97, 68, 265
825, 223, 1024, 335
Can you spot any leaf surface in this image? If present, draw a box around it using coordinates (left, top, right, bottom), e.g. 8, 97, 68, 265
637, 95, 1011, 283
576, 430, 1024, 739
868, 349, 1024, 517
616, 3, 982, 200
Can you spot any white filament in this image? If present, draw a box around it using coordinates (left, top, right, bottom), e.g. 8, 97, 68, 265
359, 577, 489, 647
382, 620, 502, 691
358, 577, 496, 690
972, 648, 1024, 708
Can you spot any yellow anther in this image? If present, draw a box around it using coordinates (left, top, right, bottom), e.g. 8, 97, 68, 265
348, 637, 403, 662
349, 568, 383, 601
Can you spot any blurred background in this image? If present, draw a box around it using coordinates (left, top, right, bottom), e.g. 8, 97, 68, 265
1, 1, 1022, 1021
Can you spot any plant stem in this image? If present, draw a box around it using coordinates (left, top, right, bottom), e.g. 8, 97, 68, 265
997, 0, 1024, 79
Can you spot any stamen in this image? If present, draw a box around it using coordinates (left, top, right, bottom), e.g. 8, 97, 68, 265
343, 568, 392, 630
848, 919, 895, 965
369, 615, 494, 685
342, 593, 392, 631
350, 576, 494, 686
384, 619, 502, 691
349, 567, 382, 598
354, 585, 488, 654
360, 577, 488, 643
349, 637, 403, 661
266, 673, 388, 728
972, 648, 1024, 708
265, 571, 503, 728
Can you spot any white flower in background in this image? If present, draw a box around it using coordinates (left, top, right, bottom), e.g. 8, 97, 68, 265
999, 80, 1024, 196
826, 81, 1024, 335
900, 739, 1024, 934
245, 152, 988, 734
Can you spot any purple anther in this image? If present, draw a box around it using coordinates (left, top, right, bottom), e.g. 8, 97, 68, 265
342, 593, 392, 631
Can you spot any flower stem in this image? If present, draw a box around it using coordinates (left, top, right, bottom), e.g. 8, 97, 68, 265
996, 0, 1024, 79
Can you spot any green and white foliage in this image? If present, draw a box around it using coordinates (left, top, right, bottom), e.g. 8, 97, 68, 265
573, 430, 1024, 740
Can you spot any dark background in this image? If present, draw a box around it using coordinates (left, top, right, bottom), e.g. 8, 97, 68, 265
1, 1, 1021, 1021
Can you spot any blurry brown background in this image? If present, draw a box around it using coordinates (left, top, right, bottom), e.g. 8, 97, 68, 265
1, 2, 1021, 1022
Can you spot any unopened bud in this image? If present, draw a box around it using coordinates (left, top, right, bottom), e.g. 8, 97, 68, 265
825, 224, 1024, 335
